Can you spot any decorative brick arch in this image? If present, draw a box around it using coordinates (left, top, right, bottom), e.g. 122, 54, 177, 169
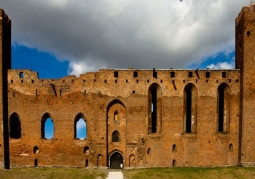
109, 150, 124, 169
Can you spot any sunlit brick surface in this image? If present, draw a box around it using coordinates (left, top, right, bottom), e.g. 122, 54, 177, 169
1, 4, 255, 168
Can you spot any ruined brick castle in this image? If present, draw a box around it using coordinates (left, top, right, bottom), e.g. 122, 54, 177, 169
1, 4, 255, 169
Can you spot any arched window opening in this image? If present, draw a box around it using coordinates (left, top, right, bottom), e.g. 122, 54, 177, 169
172, 159, 176, 167
41, 113, 54, 139
148, 83, 162, 134
74, 113, 87, 139
218, 83, 230, 133
229, 143, 233, 152
34, 159, 38, 167
184, 83, 197, 133
112, 130, 120, 142
172, 144, 177, 153
84, 146, 89, 154
33, 146, 39, 154
9, 113, 21, 139
97, 154, 103, 167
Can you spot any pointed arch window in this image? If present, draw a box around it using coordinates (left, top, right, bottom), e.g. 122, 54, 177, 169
41, 113, 54, 139
74, 113, 87, 139
218, 83, 230, 133
148, 83, 162, 134
112, 130, 120, 142
184, 83, 197, 133
9, 113, 21, 139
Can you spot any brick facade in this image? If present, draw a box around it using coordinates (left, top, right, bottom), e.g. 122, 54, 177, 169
0, 4, 255, 168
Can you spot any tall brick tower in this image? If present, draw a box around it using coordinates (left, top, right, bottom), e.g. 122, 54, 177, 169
0, 9, 11, 169
236, 4, 255, 166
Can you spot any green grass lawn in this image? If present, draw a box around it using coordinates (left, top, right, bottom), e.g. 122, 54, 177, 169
122, 167, 255, 179
0, 167, 255, 179
0, 168, 107, 179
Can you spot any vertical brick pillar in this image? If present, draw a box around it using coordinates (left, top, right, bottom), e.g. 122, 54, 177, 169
0, 9, 11, 169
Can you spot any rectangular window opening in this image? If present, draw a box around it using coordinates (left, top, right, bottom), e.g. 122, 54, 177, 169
186, 89, 192, 133
151, 89, 157, 133
188, 72, 193, 78
170, 72, 175, 78
222, 72, 226, 78
114, 71, 118, 78
206, 72, 210, 78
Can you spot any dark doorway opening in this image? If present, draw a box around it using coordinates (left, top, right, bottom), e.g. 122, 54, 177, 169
110, 152, 123, 169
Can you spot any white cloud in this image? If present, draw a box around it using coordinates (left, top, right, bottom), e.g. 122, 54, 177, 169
1, 0, 250, 75
206, 62, 235, 69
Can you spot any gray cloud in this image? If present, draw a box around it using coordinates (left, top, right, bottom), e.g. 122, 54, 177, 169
1, 0, 250, 76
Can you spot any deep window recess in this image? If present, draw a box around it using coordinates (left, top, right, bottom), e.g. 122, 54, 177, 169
41, 113, 54, 139
222, 72, 226, 78
186, 87, 192, 133
84, 146, 89, 154
218, 83, 230, 133
74, 113, 86, 139
206, 72, 210, 78
188, 72, 193, 77
172, 144, 177, 152
114, 71, 118, 78
134, 71, 138, 77
148, 83, 162, 134
19, 72, 24, 78
153, 68, 157, 78
9, 113, 21, 139
184, 83, 197, 133
151, 88, 157, 133
112, 130, 120, 142
33, 146, 39, 154
229, 144, 233, 152
170, 72, 175, 78
147, 148, 151, 155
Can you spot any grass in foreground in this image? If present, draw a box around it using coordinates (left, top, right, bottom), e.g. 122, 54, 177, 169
0, 168, 107, 179
122, 167, 255, 179
1, 167, 255, 179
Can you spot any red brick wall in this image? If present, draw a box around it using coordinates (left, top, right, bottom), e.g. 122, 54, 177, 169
7, 69, 240, 167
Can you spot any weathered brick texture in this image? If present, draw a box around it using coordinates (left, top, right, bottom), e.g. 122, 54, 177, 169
0, 4, 254, 168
